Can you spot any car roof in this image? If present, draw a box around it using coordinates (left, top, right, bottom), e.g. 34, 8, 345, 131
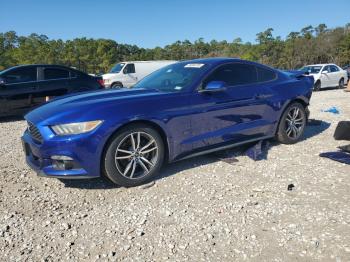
121, 60, 177, 63
304, 64, 337, 67
0, 64, 86, 75
184, 57, 241, 64
6, 64, 74, 69
180, 57, 278, 71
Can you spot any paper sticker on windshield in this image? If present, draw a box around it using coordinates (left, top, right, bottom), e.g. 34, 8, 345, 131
184, 63, 205, 68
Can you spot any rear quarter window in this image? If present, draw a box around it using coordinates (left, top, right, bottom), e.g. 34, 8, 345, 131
256, 66, 277, 82
70, 70, 78, 78
205, 63, 258, 87
44, 68, 70, 80
330, 65, 339, 72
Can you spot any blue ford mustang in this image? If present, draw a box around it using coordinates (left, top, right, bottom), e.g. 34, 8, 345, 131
22, 58, 313, 187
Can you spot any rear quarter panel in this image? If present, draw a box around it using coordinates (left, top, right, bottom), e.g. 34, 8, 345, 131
69, 73, 100, 92
270, 73, 313, 130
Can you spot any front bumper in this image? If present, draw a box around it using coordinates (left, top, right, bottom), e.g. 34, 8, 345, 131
22, 130, 100, 179
103, 82, 112, 88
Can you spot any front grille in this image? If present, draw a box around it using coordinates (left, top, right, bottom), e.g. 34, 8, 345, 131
28, 122, 43, 143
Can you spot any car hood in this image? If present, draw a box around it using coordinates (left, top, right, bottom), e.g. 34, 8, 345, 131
102, 73, 118, 79
25, 88, 164, 125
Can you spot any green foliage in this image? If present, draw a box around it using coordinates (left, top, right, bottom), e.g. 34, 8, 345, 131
0, 23, 349, 73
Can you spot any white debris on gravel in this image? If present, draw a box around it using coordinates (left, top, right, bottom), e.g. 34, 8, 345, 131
0, 89, 350, 261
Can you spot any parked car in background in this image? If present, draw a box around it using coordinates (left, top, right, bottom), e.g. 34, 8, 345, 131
102, 60, 177, 88
22, 58, 314, 187
342, 65, 350, 82
300, 64, 348, 91
0, 64, 104, 117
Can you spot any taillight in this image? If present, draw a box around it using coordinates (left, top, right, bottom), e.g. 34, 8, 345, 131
97, 79, 105, 88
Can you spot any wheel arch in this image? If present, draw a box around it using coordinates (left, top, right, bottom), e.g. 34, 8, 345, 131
111, 81, 123, 87
274, 97, 309, 135
292, 98, 308, 109
100, 119, 170, 171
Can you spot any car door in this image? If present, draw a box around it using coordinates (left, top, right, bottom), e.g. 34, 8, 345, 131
122, 63, 138, 87
0, 66, 38, 115
320, 65, 331, 87
188, 63, 276, 151
329, 65, 341, 86
35, 67, 70, 106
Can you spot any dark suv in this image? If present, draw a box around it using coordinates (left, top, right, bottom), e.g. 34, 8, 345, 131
0, 64, 104, 117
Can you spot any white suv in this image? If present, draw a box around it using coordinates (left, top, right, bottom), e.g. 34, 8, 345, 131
300, 64, 348, 91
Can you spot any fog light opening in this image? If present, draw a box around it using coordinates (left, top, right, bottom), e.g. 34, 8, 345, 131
51, 155, 73, 161
51, 155, 75, 170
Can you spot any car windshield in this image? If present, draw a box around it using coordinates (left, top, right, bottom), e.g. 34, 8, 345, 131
300, 66, 322, 74
133, 62, 208, 92
110, 63, 125, 73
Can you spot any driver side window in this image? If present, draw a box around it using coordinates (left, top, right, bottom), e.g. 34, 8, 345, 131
322, 66, 330, 72
3, 67, 37, 84
123, 64, 136, 74
204, 63, 257, 87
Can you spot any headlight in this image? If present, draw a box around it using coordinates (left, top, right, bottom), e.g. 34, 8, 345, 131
51, 120, 103, 136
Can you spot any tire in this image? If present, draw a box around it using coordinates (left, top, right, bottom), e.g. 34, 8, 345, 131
103, 124, 164, 187
338, 78, 344, 89
313, 81, 321, 91
276, 102, 307, 144
111, 82, 123, 89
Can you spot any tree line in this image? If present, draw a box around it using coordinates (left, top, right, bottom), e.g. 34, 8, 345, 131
1, 23, 349, 74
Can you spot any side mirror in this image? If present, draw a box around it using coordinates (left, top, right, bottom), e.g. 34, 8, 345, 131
200, 81, 227, 93
123, 68, 128, 74
322, 70, 328, 74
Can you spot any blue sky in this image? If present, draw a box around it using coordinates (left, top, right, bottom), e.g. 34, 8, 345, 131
1, 0, 349, 48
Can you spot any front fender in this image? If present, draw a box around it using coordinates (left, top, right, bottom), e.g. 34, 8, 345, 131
98, 116, 174, 164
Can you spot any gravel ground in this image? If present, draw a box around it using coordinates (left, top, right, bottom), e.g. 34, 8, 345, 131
0, 89, 350, 262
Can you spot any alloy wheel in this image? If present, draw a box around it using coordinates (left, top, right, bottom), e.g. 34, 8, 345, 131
114, 132, 158, 179
285, 106, 305, 139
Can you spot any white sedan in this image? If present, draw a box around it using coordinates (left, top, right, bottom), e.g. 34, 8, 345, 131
300, 64, 348, 91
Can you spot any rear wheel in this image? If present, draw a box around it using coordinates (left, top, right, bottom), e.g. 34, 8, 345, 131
313, 81, 321, 91
338, 78, 344, 89
103, 124, 164, 187
276, 102, 307, 144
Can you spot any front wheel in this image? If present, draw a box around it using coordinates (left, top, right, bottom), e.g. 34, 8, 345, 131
276, 103, 307, 144
313, 81, 321, 91
111, 83, 123, 89
338, 78, 344, 89
103, 124, 164, 187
